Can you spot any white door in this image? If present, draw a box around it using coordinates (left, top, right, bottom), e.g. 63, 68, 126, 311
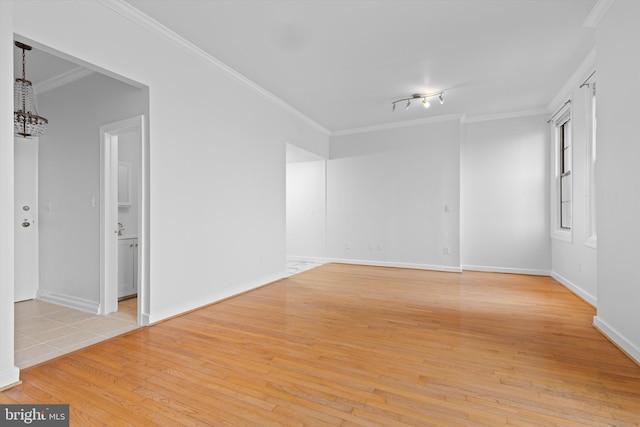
14, 137, 39, 302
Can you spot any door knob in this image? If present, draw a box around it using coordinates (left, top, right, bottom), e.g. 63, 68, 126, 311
22, 220, 31, 228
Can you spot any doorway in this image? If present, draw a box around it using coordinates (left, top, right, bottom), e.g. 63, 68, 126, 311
100, 115, 146, 325
12, 38, 150, 368
285, 143, 328, 272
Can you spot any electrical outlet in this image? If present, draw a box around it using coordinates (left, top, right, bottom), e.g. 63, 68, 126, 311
443, 247, 450, 255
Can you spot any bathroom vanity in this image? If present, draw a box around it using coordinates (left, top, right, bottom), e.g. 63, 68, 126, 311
118, 236, 138, 299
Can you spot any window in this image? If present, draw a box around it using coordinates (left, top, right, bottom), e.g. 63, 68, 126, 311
586, 82, 597, 247
560, 119, 572, 229
551, 102, 572, 242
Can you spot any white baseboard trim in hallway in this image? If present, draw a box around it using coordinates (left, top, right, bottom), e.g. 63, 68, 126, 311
36, 289, 99, 314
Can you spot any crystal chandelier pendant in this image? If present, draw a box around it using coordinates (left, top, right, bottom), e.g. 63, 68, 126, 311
14, 42, 48, 138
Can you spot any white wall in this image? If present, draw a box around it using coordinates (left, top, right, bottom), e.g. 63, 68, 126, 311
10, 0, 328, 324
36, 72, 145, 310
286, 160, 326, 262
327, 119, 461, 271
461, 115, 551, 275
593, 0, 640, 362
0, 0, 329, 388
549, 63, 598, 305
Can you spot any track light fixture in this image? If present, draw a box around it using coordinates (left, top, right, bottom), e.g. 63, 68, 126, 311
391, 91, 445, 112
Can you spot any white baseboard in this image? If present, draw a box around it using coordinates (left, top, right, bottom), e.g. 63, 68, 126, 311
593, 315, 640, 365
287, 256, 329, 264
139, 312, 150, 327
329, 258, 462, 273
462, 265, 551, 276
0, 366, 20, 391
148, 271, 287, 324
550, 271, 597, 307
37, 289, 100, 315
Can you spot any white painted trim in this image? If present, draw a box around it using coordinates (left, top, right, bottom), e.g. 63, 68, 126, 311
96, 0, 330, 136
100, 115, 147, 326
99, 124, 119, 316
461, 109, 549, 124
0, 367, 20, 391
331, 107, 549, 136
584, 0, 615, 28
552, 229, 573, 243
547, 49, 595, 112
0, 0, 17, 391
593, 315, 640, 365
37, 289, 100, 314
148, 272, 287, 324
550, 103, 573, 242
462, 265, 550, 277
34, 67, 94, 94
287, 256, 329, 264
585, 80, 597, 249
328, 258, 462, 273
140, 313, 150, 326
550, 271, 597, 307
331, 114, 464, 137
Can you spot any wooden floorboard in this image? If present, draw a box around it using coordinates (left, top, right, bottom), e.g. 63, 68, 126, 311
3, 263, 640, 426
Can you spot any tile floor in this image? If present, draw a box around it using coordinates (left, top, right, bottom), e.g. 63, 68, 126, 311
14, 261, 324, 369
14, 297, 138, 369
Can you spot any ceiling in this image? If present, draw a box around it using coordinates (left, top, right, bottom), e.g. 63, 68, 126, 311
13, 45, 81, 93
127, 0, 597, 132
15, 1, 597, 133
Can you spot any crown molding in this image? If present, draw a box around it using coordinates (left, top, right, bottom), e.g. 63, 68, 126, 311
331, 114, 465, 137
34, 66, 94, 94
97, 0, 330, 136
547, 48, 595, 112
584, 0, 615, 28
461, 109, 549, 124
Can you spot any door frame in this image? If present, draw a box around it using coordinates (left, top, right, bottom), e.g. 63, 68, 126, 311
99, 115, 148, 325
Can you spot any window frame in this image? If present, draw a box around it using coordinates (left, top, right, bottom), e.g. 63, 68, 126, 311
551, 102, 573, 243
585, 81, 597, 248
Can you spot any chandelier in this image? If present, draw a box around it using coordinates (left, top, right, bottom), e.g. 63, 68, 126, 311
392, 91, 444, 112
14, 41, 48, 138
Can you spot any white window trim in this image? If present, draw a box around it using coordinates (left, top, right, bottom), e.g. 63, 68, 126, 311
550, 102, 572, 243
585, 80, 597, 249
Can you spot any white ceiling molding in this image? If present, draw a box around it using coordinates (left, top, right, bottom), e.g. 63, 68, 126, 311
34, 66, 94, 94
547, 48, 596, 112
97, 0, 330, 135
331, 114, 465, 137
461, 109, 549, 124
584, 0, 615, 28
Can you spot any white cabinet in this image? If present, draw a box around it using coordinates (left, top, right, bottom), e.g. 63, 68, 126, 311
118, 237, 137, 298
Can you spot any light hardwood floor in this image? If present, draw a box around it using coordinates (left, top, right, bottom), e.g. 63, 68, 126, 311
2, 264, 640, 425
